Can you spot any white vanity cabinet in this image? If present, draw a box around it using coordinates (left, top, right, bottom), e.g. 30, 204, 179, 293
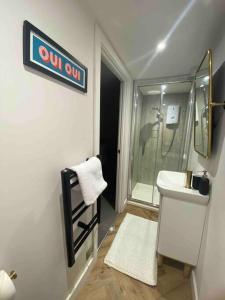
157, 171, 209, 266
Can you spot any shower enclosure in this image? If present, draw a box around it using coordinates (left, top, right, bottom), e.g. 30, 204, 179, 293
129, 78, 193, 208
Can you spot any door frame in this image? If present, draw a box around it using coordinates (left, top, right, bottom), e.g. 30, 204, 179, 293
94, 25, 133, 213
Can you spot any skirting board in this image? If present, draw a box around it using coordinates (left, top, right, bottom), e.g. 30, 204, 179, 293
65, 256, 95, 300
122, 198, 128, 212
191, 270, 199, 300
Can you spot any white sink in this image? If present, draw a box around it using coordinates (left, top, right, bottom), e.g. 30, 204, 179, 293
157, 170, 209, 205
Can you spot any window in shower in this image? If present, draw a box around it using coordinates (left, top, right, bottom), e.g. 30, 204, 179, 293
130, 80, 192, 207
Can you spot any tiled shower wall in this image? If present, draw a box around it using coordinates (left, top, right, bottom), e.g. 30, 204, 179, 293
134, 92, 189, 186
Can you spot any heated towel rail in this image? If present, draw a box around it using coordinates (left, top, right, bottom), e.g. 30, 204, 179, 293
61, 163, 101, 267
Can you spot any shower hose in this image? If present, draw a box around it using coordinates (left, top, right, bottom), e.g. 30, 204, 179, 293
160, 120, 177, 158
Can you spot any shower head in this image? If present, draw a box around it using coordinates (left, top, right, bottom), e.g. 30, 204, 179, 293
152, 106, 163, 122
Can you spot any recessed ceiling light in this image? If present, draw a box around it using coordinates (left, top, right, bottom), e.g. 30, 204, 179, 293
161, 84, 167, 91
200, 84, 204, 88
204, 75, 209, 82
156, 40, 166, 52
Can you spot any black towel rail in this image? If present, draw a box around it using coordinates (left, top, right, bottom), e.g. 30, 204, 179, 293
61, 164, 101, 267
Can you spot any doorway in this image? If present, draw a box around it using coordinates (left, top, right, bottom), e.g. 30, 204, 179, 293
98, 61, 121, 245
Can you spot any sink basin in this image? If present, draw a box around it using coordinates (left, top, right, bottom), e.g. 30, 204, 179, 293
157, 170, 209, 205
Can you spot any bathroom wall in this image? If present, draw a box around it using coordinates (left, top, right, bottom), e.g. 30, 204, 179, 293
192, 31, 225, 300
0, 1, 101, 299
138, 92, 189, 185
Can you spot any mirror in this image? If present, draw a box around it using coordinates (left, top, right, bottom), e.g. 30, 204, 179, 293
194, 49, 212, 158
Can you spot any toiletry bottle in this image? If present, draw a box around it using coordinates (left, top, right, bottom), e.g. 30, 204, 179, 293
192, 174, 201, 190
199, 171, 209, 196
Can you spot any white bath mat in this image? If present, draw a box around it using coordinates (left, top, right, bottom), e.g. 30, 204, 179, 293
104, 213, 158, 286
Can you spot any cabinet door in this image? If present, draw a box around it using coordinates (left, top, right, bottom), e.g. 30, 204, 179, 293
158, 197, 207, 265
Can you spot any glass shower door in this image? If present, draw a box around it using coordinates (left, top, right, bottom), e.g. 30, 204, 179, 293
131, 88, 161, 206
130, 80, 192, 208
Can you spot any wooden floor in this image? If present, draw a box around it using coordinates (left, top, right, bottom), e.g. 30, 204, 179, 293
75, 205, 192, 300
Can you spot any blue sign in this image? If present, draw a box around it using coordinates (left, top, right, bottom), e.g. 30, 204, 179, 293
23, 21, 88, 92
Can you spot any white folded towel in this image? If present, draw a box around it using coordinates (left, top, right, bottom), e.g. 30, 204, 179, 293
70, 157, 107, 206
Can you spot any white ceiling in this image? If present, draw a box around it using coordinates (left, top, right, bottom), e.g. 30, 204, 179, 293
84, 0, 225, 79
140, 81, 192, 96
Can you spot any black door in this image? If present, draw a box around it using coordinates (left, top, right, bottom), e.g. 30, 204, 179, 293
100, 62, 120, 208
98, 62, 120, 244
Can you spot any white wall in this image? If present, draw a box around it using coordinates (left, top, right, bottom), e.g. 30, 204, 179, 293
0, 1, 96, 299
193, 31, 225, 300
